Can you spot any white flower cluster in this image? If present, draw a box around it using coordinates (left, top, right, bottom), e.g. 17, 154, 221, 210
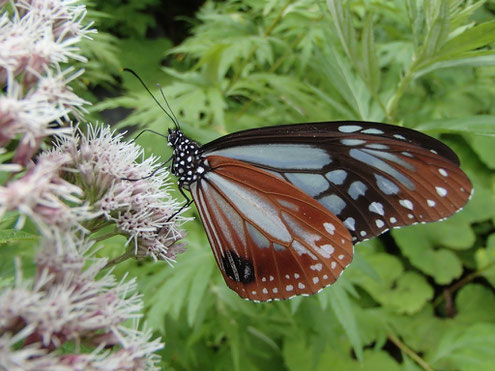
0, 0, 93, 165
44, 124, 190, 261
0, 1, 183, 368
0, 232, 163, 370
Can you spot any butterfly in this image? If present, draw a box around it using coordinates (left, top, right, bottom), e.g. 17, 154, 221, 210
166, 120, 472, 302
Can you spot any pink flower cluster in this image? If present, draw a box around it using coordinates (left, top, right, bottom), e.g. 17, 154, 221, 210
0, 232, 163, 370
46, 124, 190, 261
0, 0, 93, 165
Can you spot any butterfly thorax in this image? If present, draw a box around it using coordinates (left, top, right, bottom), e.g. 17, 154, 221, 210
167, 129, 206, 190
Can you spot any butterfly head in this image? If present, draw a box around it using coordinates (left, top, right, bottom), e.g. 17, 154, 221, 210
167, 129, 206, 189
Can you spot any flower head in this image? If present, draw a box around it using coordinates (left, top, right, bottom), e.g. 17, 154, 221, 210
0, 232, 163, 370
0, 152, 93, 235
48, 123, 190, 262
0, 0, 94, 165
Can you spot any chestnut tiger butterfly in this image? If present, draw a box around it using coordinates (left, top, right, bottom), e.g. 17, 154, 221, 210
126, 70, 472, 303
167, 121, 472, 302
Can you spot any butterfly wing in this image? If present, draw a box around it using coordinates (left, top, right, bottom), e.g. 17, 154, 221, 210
203, 121, 472, 242
190, 155, 353, 302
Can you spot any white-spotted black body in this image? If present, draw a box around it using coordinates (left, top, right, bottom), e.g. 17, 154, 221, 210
167, 129, 207, 190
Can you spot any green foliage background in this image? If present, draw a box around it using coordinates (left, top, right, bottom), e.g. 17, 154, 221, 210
19, 0, 495, 370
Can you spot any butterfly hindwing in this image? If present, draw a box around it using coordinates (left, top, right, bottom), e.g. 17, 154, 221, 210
190, 155, 353, 302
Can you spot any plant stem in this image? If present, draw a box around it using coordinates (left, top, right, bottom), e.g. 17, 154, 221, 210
103, 248, 135, 269
387, 333, 433, 371
387, 59, 419, 122
433, 260, 495, 308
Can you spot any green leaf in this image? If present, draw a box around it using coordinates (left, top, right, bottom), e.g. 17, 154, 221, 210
454, 284, 495, 325
475, 233, 495, 288
392, 225, 465, 284
0, 229, 38, 244
437, 21, 495, 60
326, 0, 358, 63
415, 51, 495, 77
429, 323, 495, 370
421, 0, 450, 58
327, 281, 363, 361
187, 254, 215, 327
361, 15, 381, 94
283, 336, 313, 371
351, 253, 433, 313
415, 115, 495, 136
466, 134, 495, 169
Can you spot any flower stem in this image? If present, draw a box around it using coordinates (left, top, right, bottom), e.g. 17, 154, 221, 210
387, 333, 433, 371
103, 248, 135, 269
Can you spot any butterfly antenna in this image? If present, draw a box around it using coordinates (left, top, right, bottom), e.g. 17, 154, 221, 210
157, 83, 180, 130
122, 68, 178, 128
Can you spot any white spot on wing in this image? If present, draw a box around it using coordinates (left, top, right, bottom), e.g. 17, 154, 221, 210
338, 125, 362, 133
369, 202, 385, 216
298, 283, 306, 289
285, 173, 329, 197
399, 199, 414, 210
341, 139, 366, 146
326, 169, 347, 185
375, 174, 400, 195
427, 199, 436, 207
362, 128, 384, 135
310, 263, 323, 271
324, 222, 336, 235
316, 244, 334, 258
436, 186, 448, 197
286, 285, 294, 292
439, 168, 448, 177
348, 181, 367, 200
344, 217, 356, 231
320, 194, 347, 215
376, 219, 385, 228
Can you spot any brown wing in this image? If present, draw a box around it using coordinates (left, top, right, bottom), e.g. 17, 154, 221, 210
190, 155, 353, 302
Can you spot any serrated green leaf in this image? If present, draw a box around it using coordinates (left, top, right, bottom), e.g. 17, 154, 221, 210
415, 50, 495, 77
415, 115, 495, 136
429, 323, 495, 369
326, 0, 358, 63
437, 21, 495, 59
392, 226, 464, 284
454, 284, 495, 325
361, 15, 381, 94
351, 253, 433, 313
421, 0, 450, 58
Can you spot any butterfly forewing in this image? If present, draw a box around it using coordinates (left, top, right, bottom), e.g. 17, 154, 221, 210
204, 121, 472, 242
190, 155, 353, 302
